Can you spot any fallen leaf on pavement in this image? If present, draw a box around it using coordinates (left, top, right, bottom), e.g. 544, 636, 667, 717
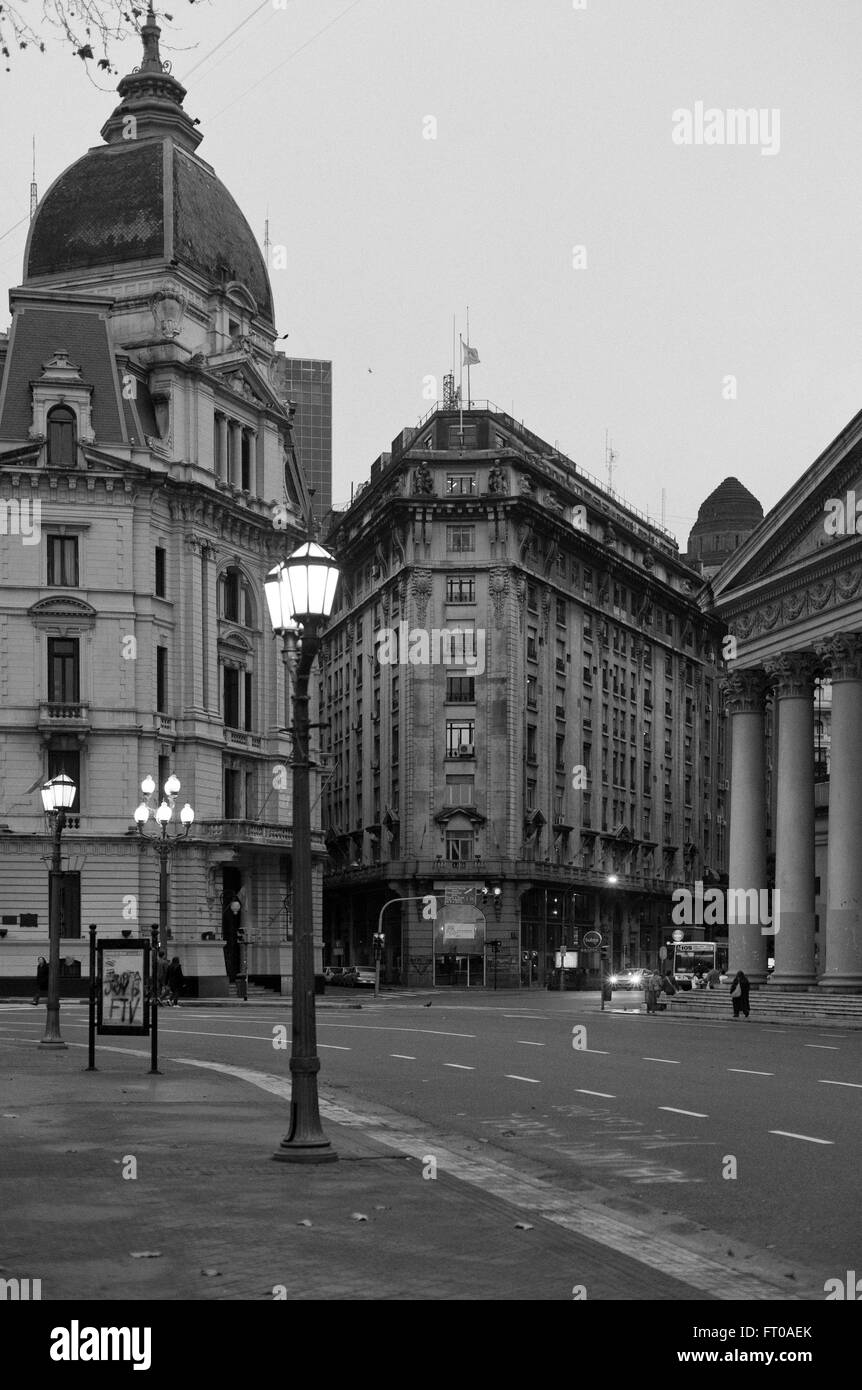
514, 1223, 534, 1231
130, 1252, 162, 1259
297, 1219, 313, 1227
200, 1269, 222, 1277
351, 1212, 368, 1222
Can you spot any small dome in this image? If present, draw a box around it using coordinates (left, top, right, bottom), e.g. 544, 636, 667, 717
690, 477, 763, 533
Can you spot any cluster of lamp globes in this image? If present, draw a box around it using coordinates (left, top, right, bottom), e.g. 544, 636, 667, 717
134, 774, 194, 831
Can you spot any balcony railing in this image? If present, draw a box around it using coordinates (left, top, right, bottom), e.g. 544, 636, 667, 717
39, 701, 90, 728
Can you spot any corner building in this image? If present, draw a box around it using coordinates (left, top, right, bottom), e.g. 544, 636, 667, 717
322, 403, 728, 988
0, 12, 322, 995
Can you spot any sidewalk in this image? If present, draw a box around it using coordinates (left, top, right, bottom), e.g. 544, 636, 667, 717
0, 1031, 732, 1302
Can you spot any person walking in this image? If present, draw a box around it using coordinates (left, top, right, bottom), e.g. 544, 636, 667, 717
706, 966, 721, 990
32, 955, 49, 1005
730, 970, 750, 1019
165, 955, 185, 1006
156, 948, 170, 1006
644, 970, 659, 1015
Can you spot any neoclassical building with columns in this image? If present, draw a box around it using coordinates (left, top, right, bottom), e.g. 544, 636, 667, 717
709, 407, 862, 990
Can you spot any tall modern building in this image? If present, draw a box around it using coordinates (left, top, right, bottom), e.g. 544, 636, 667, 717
271, 356, 332, 525
0, 9, 323, 995
320, 403, 728, 988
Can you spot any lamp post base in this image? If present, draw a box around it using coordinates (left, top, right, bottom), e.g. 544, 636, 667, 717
272, 1141, 338, 1164
38, 1038, 68, 1050
272, 1100, 338, 1164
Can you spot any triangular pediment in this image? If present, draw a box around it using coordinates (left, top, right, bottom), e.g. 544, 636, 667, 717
211, 359, 286, 414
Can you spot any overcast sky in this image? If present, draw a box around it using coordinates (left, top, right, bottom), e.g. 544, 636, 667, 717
1, 0, 861, 544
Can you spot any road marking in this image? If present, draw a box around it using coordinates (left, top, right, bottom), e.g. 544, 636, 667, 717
575, 1089, 616, 1098
642, 1057, 680, 1065
517, 1041, 545, 1047
504, 1074, 541, 1084
503, 1014, 547, 1021
659, 1107, 708, 1118
582, 1048, 610, 1055
727, 1068, 774, 1076
444, 1063, 475, 1071
318, 1023, 477, 1039
769, 1130, 833, 1145
806, 1044, 839, 1050
818, 1079, 862, 1089
318, 1044, 351, 1050
391, 1054, 416, 1060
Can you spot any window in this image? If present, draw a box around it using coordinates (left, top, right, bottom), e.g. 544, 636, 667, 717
446, 473, 476, 495
47, 535, 78, 587
155, 546, 166, 597
527, 627, 538, 661
47, 405, 76, 466
445, 830, 475, 860
219, 568, 255, 626
556, 599, 566, 627
244, 672, 254, 731
446, 675, 475, 703
446, 774, 474, 805
447, 526, 474, 552
555, 686, 566, 720
224, 768, 242, 819
223, 667, 239, 727
48, 638, 79, 704
555, 734, 566, 770
391, 677, 399, 712
583, 697, 592, 728
526, 674, 538, 709
527, 584, 538, 612
446, 575, 475, 604
446, 720, 475, 756
526, 725, 538, 762
555, 640, 566, 674
583, 568, 593, 598
525, 778, 537, 810
241, 432, 252, 491
156, 646, 168, 712
583, 665, 592, 686
392, 726, 399, 764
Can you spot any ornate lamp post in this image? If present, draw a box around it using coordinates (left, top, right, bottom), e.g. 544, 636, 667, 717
38, 773, 77, 1050
265, 539, 340, 1164
134, 773, 194, 953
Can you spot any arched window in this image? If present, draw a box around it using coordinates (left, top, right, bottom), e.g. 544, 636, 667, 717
219, 567, 256, 627
47, 405, 77, 466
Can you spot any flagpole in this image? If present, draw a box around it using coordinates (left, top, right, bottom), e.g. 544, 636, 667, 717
466, 304, 471, 408
459, 334, 464, 445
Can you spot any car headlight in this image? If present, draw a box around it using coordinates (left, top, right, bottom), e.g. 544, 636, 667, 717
609, 974, 618, 985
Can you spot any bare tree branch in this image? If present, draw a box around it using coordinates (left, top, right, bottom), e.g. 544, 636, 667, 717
0, 2, 201, 77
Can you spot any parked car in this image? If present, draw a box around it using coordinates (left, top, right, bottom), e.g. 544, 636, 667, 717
350, 967, 376, 989
323, 966, 352, 985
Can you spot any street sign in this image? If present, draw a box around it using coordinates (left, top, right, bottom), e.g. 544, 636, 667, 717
672, 929, 685, 943
659, 946, 667, 960
582, 930, 602, 947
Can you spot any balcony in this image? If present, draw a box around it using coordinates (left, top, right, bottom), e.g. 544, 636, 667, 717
225, 730, 264, 751
38, 701, 91, 734
197, 820, 301, 847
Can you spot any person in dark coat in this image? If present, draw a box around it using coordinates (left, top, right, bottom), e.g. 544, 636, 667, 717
165, 956, 184, 1006
32, 955, 49, 1005
156, 948, 169, 1005
730, 970, 751, 1019
644, 970, 660, 1015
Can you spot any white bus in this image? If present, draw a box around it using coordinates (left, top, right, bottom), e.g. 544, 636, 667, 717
671, 941, 728, 989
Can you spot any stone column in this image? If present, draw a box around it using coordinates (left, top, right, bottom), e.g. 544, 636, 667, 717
766, 652, 817, 986
723, 669, 770, 983
229, 422, 242, 488
818, 634, 862, 989
215, 412, 228, 482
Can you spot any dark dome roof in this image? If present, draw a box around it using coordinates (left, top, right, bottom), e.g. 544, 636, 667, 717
23, 6, 274, 325
689, 476, 763, 535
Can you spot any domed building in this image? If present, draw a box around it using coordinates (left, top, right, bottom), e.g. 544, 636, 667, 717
0, 9, 319, 998
686, 477, 764, 578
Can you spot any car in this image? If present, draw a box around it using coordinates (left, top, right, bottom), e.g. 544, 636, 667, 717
610, 967, 647, 990
323, 966, 354, 986
350, 967, 376, 989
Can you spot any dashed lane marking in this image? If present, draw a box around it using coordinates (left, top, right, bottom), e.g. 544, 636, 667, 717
659, 1107, 708, 1118
727, 1068, 774, 1076
769, 1130, 833, 1145
504, 1074, 541, 1084
391, 1054, 416, 1060
575, 1089, 616, 1098
317, 1023, 477, 1039
443, 1063, 475, 1071
517, 1041, 545, 1046
818, 1079, 862, 1089
319, 1044, 351, 1050
642, 1057, 681, 1065
806, 1044, 839, 1050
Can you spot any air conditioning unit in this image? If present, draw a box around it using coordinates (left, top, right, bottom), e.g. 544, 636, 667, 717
459, 743, 475, 757
553, 813, 565, 824
718, 779, 729, 791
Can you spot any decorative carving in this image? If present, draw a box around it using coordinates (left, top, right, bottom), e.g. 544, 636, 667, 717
540, 586, 552, 641
642, 550, 655, 571
816, 633, 862, 683
411, 569, 432, 624
765, 651, 818, 700
150, 288, 187, 339
518, 472, 536, 494
411, 463, 434, 495
721, 668, 768, 715
487, 463, 508, 494
514, 574, 527, 632
489, 567, 509, 627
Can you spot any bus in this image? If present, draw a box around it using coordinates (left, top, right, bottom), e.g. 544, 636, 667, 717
670, 941, 728, 989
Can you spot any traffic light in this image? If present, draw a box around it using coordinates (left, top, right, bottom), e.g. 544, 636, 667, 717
421, 894, 438, 920
372, 931, 385, 960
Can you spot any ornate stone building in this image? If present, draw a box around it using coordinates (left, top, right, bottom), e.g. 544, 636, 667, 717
710, 409, 862, 989
321, 402, 728, 988
0, 10, 320, 994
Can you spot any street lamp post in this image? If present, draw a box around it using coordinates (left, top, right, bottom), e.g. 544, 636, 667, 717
266, 539, 340, 1164
134, 774, 194, 953
39, 773, 77, 1049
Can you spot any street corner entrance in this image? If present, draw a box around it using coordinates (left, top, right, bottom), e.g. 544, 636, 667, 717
433, 901, 486, 987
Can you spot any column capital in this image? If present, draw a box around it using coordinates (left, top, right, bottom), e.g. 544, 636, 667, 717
721, 668, 768, 715
764, 650, 818, 699
816, 632, 862, 682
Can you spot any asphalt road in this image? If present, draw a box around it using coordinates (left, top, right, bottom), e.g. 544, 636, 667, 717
4, 991, 860, 1276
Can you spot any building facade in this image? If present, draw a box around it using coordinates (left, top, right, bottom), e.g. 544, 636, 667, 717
710, 406, 862, 990
321, 403, 728, 988
0, 12, 325, 995
271, 356, 333, 525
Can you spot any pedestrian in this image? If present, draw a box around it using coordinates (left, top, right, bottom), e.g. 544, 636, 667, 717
658, 971, 676, 1011
730, 970, 750, 1019
644, 970, 659, 1015
32, 955, 49, 1005
165, 955, 184, 1006
706, 966, 721, 990
156, 948, 169, 1006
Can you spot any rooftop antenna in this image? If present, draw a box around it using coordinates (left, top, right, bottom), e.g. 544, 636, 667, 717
263, 209, 271, 265
29, 137, 37, 220
605, 429, 618, 492
661, 487, 667, 529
